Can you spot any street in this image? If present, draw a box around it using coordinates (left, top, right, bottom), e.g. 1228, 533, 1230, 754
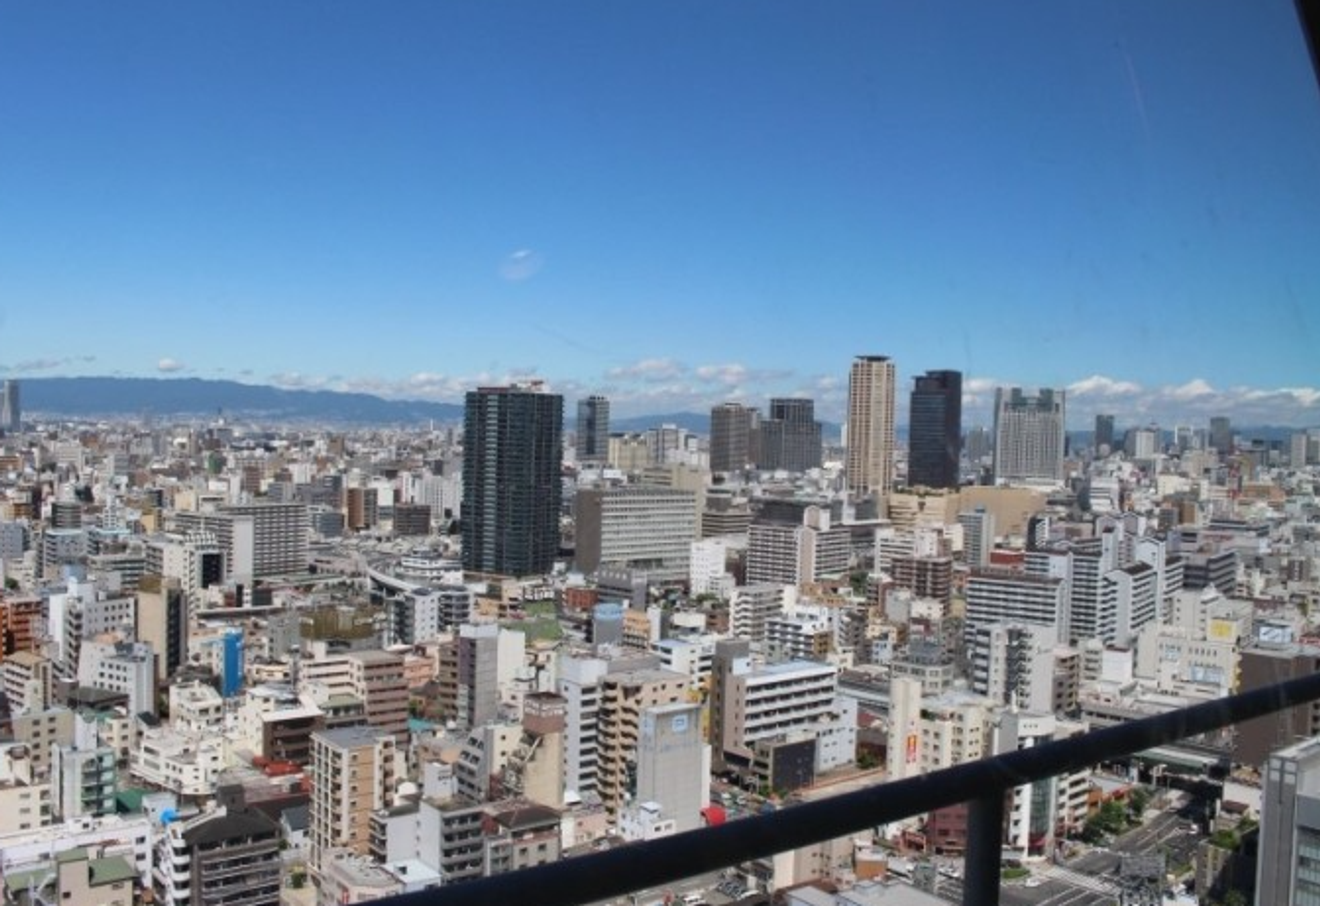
935, 808, 1205, 906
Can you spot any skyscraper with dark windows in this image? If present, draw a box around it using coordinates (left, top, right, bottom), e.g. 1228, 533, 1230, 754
1094, 414, 1115, 453
0, 380, 18, 432
758, 398, 822, 472
1210, 416, 1233, 455
709, 402, 755, 474
576, 395, 610, 464
907, 370, 962, 489
462, 383, 563, 577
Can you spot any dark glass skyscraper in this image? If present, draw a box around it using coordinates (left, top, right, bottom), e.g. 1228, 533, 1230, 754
462, 383, 564, 577
1210, 416, 1233, 455
1094, 414, 1115, 452
576, 395, 610, 463
709, 402, 755, 473
907, 370, 962, 489
759, 398, 822, 472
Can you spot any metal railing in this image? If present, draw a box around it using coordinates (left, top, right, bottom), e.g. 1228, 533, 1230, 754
376, 671, 1320, 906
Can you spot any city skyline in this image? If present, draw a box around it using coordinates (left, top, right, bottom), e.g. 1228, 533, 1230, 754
2, 2, 1319, 428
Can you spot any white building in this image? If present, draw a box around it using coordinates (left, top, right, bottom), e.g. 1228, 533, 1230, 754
730, 583, 794, 644
714, 658, 840, 767
689, 538, 734, 598
556, 653, 608, 800
131, 726, 227, 798
965, 570, 1067, 640
77, 640, 156, 718
968, 623, 1057, 712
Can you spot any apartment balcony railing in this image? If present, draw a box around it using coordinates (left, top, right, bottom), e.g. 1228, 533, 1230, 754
385, 671, 1320, 906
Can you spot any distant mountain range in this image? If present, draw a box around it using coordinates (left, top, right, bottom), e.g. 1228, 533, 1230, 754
20, 377, 465, 425
13, 377, 1300, 443
17, 378, 852, 436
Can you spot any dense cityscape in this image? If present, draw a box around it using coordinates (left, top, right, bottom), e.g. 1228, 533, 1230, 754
0, 363, 1316, 906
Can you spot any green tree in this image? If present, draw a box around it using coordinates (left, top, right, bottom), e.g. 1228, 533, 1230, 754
849, 570, 869, 596
1128, 786, 1152, 817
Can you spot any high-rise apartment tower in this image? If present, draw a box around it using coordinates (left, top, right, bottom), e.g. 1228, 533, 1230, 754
461, 383, 563, 577
846, 355, 897, 498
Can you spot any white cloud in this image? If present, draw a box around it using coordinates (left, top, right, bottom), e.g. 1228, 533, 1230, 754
694, 363, 749, 386
605, 358, 686, 382
499, 249, 544, 282
1067, 374, 1143, 397
1166, 378, 1215, 401
268, 372, 331, 390
157, 358, 185, 373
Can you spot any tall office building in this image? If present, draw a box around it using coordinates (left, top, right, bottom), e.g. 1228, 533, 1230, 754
574, 486, 698, 581
1210, 416, 1233, 455
0, 380, 18, 432
1094, 414, 1115, 453
908, 370, 962, 489
172, 502, 309, 581
461, 382, 564, 577
576, 395, 610, 464
709, 403, 755, 474
958, 507, 994, 569
758, 398, 822, 472
992, 387, 1066, 483
1257, 736, 1320, 906
846, 355, 897, 498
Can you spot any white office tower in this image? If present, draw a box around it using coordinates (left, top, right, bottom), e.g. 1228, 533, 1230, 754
958, 507, 994, 568
689, 538, 735, 598
1257, 736, 1320, 906
710, 655, 841, 770
556, 652, 609, 801
77, 640, 156, 718
964, 570, 1068, 642
47, 577, 136, 681
968, 623, 1057, 712
992, 387, 1066, 484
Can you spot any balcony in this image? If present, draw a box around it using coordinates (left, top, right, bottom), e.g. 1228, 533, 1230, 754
375, 671, 1320, 906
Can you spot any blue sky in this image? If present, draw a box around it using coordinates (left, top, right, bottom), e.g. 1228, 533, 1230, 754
2, 1, 1319, 427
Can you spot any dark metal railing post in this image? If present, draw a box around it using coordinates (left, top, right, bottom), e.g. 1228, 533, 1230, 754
962, 792, 1005, 906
